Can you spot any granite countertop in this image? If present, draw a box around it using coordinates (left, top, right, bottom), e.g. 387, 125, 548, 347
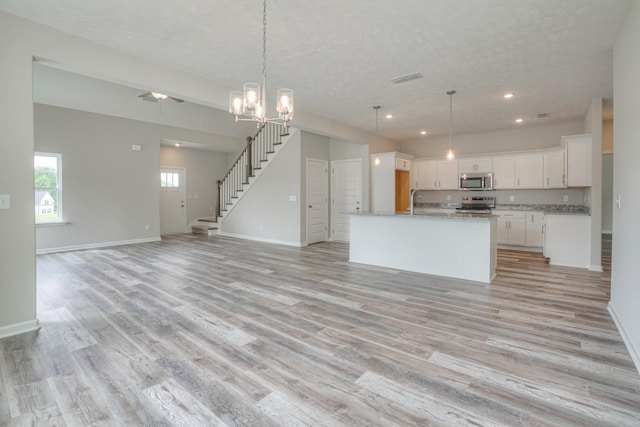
351, 211, 496, 221
414, 202, 590, 215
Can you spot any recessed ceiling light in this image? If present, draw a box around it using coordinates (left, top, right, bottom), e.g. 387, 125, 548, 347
420, 130, 427, 135
504, 93, 514, 99
151, 91, 168, 100
385, 114, 393, 119
175, 143, 182, 147
515, 118, 523, 123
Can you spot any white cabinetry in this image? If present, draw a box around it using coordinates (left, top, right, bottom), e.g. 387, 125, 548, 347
370, 152, 414, 213
515, 154, 543, 189
415, 159, 437, 189
544, 214, 591, 268
459, 157, 492, 173
494, 210, 526, 246
437, 160, 459, 189
396, 158, 411, 171
525, 211, 545, 247
414, 159, 458, 190
492, 156, 515, 189
562, 134, 592, 187
543, 149, 565, 188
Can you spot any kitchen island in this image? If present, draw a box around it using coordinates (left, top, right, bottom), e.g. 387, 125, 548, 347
349, 212, 497, 283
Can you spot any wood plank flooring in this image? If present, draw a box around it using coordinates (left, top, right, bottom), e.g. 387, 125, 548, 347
1, 234, 639, 426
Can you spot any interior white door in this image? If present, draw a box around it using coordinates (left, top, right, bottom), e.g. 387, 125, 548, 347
306, 158, 328, 245
160, 167, 186, 235
332, 159, 362, 242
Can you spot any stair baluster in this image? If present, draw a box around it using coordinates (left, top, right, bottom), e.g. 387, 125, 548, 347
216, 123, 283, 219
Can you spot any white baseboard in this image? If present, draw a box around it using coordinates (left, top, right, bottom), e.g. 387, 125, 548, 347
36, 237, 161, 254
0, 319, 40, 339
608, 302, 640, 376
589, 264, 604, 272
217, 231, 304, 247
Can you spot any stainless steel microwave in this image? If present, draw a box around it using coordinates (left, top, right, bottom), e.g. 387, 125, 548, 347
459, 172, 493, 190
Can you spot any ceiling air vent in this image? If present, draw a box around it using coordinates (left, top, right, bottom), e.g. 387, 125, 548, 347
390, 72, 424, 84
537, 112, 550, 119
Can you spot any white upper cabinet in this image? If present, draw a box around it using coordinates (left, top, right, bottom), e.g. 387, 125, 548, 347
415, 159, 438, 190
459, 157, 492, 174
543, 149, 566, 188
562, 134, 592, 187
395, 157, 411, 171
514, 154, 544, 189
414, 159, 458, 190
437, 160, 459, 190
492, 156, 515, 189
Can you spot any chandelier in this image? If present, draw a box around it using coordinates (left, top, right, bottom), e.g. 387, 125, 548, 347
229, 0, 293, 133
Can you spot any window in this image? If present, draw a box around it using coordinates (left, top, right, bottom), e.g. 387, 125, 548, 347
160, 172, 179, 188
34, 152, 62, 223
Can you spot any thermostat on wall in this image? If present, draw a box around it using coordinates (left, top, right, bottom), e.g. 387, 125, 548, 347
132, 144, 142, 151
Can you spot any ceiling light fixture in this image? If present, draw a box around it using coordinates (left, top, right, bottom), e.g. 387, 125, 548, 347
385, 114, 393, 119
174, 143, 182, 147
229, 0, 293, 133
421, 130, 427, 135
504, 93, 514, 99
373, 105, 381, 166
515, 118, 523, 123
151, 92, 168, 100
446, 90, 456, 161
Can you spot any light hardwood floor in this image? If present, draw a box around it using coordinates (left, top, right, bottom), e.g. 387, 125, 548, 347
1, 234, 639, 426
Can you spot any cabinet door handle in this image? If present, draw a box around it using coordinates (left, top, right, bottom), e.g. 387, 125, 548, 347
547, 177, 549, 186
517, 178, 520, 186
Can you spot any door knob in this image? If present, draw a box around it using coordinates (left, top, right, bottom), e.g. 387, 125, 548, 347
308, 205, 312, 208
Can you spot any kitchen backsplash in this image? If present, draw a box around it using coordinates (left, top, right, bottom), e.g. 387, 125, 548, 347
414, 188, 586, 206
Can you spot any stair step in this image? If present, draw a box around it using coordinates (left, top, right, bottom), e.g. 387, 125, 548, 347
191, 224, 218, 236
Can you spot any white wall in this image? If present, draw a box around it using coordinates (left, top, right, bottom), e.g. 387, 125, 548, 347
219, 131, 302, 246
611, 0, 640, 373
401, 121, 584, 158
35, 105, 160, 252
0, 15, 37, 337
160, 146, 231, 225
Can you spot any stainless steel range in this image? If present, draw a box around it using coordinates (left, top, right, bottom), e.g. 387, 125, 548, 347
456, 196, 496, 215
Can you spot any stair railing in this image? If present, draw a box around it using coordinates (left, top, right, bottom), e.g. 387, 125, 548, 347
216, 122, 283, 218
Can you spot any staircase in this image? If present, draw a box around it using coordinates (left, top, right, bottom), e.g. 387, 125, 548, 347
191, 122, 290, 235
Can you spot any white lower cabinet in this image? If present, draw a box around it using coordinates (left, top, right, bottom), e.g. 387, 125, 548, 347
494, 210, 526, 246
525, 211, 545, 247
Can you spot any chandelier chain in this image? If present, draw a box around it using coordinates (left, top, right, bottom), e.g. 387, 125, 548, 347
262, 0, 267, 81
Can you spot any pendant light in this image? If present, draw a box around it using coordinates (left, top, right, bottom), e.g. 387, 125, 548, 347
446, 90, 456, 160
373, 105, 381, 165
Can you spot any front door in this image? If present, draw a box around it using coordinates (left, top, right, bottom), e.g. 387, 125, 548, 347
160, 167, 186, 235
331, 159, 362, 242
306, 158, 328, 245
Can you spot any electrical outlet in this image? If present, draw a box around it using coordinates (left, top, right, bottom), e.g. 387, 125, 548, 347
563, 195, 569, 202
145, 224, 150, 231
509, 195, 515, 202
446, 195, 451, 201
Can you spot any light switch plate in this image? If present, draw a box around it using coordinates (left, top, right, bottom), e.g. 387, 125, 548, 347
0, 194, 10, 210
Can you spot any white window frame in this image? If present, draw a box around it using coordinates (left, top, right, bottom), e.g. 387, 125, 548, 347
34, 152, 63, 224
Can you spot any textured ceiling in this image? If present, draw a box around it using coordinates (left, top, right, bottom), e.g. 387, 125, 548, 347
0, 0, 629, 142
